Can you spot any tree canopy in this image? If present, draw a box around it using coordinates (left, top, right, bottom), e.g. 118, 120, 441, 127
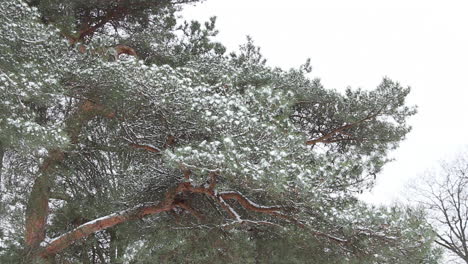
0, 0, 441, 263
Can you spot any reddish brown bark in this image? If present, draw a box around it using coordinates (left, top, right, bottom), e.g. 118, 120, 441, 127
174, 200, 205, 221
69, 5, 128, 44
67, 1, 181, 44
41, 202, 174, 257
129, 143, 160, 153
114, 45, 137, 58
36, 179, 285, 260
24, 150, 64, 258
129, 135, 178, 153
79, 100, 116, 119
24, 174, 49, 250
219, 191, 281, 214
305, 110, 382, 145
76, 44, 138, 60
68, 100, 116, 143
25, 98, 115, 260
25, 1, 201, 261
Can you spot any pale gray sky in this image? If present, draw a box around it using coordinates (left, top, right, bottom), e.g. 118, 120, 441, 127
181, 0, 468, 204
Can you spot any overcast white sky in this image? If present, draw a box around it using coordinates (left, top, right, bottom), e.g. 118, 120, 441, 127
181, 0, 468, 205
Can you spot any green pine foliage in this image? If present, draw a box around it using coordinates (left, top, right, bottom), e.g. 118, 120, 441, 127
0, 0, 441, 263
0, 0, 70, 151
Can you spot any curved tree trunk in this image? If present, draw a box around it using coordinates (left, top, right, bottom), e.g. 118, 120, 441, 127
23, 150, 64, 263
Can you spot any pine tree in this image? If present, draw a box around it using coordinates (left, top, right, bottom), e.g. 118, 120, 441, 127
0, 0, 441, 263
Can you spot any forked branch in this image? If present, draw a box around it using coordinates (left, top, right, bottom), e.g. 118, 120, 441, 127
306, 109, 383, 145
40, 175, 286, 259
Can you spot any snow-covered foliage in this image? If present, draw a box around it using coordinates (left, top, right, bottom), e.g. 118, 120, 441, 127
0, 0, 74, 151
0, 0, 441, 263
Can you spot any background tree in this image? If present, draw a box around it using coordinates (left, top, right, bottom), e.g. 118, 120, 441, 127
412, 151, 468, 263
0, 0, 441, 263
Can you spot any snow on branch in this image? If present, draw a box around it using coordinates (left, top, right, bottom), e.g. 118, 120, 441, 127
40, 176, 293, 258
129, 143, 161, 153
306, 109, 383, 145
42, 202, 174, 257
218, 191, 282, 213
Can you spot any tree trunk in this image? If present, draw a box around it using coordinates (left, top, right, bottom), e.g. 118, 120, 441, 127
23, 149, 64, 263
24, 172, 50, 263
